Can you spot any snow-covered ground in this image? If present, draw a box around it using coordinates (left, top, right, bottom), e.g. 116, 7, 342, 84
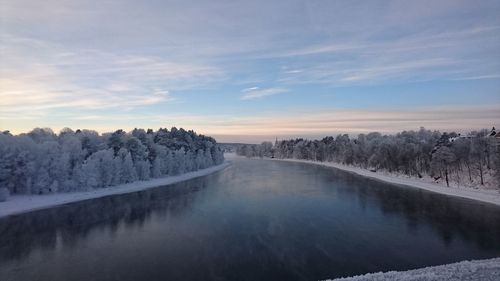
0, 162, 230, 218
269, 158, 500, 206
326, 258, 500, 281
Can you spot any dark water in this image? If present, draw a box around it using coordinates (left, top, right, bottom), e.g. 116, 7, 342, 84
1, 158, 500, 281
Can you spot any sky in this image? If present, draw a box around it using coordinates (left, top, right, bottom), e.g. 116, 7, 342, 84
1, 0, 500, 143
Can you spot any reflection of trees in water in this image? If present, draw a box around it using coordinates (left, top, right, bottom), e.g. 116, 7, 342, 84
0, 176, 212, 262
331, 168, 500, 250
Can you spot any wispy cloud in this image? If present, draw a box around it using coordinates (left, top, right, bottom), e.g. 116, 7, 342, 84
338, 58, 457, 82
0, 34, 223, 116
241, 87, 288, 100
449, 74, 500, 81
242, 86, 259, 92
206, 105, 500, 142
277, 43, 363, 57
284, 70, 303, 74
274, 25, 500, 85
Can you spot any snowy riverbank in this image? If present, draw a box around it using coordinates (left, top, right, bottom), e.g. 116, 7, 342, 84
326, 258, 500, 281
269, 158, 500, 206
0, 162, 230, 218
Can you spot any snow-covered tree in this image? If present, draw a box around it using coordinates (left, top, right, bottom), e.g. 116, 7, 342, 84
0, 127, 224, 198
431, 146, 456, 187
239, 127, 498, 189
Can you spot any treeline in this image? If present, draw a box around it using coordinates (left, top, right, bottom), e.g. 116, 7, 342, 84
0, 127, 224, 196
237, 127, 500, 188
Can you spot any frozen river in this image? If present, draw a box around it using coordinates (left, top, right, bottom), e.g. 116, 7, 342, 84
1, 157, 500, 281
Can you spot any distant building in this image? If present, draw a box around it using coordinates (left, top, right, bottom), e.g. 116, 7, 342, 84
449, 134, 474, 143
488, 127, 500, 151
446, 128, 500, 152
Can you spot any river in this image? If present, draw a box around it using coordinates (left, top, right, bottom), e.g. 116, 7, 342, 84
1, 157, 499, 281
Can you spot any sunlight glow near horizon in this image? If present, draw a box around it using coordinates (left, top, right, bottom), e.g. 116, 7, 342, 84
1, 0, 500, 142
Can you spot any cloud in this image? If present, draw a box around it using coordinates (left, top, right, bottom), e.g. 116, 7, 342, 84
274, 24, 500, 85
277, 43, 363, 57
6, 105, 498, 143
241, 87, 288, 100
206, 105, 500, 142
242, 87, 259, 92
449, 74, 500, 81
338, 58, 457, 82
2, 2, 499, 89
1, 1, 499, 138
284, 70, 303, 74
0, 34, 223, 116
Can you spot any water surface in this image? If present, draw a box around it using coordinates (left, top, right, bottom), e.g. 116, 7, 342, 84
1, 157, 500, 281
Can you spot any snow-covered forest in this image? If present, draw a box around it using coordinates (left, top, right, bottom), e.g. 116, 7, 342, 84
0, 127, 224, 196
237, 127, 500, 189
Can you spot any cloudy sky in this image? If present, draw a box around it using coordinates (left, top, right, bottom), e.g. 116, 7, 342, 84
1, 0, 499, 142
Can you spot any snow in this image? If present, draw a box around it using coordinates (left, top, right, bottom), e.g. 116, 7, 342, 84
325, 258, 500, 281
269, 158, 500, 206
0, 162, 230, 218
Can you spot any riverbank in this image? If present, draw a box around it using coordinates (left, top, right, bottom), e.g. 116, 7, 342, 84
0, 162, 230, 218
268, 158, 500, 206
327, 257, 500, 281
